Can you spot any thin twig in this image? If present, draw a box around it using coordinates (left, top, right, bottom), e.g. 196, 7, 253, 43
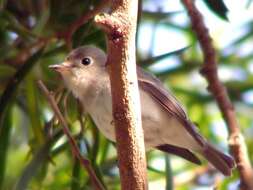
181, 0, 253, 189
37, 80, 105, 190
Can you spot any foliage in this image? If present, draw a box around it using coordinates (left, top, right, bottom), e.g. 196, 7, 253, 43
0, 0, 253, 189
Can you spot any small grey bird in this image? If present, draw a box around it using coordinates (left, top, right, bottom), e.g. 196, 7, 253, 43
50, 45, 235, 176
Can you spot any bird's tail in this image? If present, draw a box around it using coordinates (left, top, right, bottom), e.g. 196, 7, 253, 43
202, 143, 235, 176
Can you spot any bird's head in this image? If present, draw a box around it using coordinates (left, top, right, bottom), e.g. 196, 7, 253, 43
50, 45, 107, 98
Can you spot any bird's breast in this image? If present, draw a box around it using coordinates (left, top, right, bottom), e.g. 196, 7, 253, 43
86, 89, 116, 141
84, 87, 200, 151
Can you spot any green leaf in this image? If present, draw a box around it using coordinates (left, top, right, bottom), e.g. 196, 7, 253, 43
0, 107, 12, 189
0, 64, 16, 79
15, 130, 62, 190
246, 0, 253, 8
0, 0, 6, 10
98, 138, 110, 164
25, 75, 44, 145
142, 10, 183, 21
71, 158, 81, 190
0, 11, 37, 39
0, 48, 44, 128
0, 0, 6, 11
81, 28, 106, 47
165, 155, 173, 190
203, 0, 229, 21
140, 46, 190, 66
72, 21, 93, 48
147, 165, 164, 174
43, 44, 67, 58
33, 4, 50, 35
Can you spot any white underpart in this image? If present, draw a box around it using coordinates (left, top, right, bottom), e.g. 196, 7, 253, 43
63, 67, 201, 152
71, 80, 201, 151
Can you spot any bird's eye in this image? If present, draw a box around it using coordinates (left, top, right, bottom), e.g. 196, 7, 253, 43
81, 57, 91, 65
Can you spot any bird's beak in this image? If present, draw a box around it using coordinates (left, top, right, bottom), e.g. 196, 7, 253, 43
49, 63, 72, 73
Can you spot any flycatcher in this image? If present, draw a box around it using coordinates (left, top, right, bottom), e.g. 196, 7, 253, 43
50, 45, 235, 176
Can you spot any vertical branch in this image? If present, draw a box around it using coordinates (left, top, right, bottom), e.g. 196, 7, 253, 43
95, 0, 148, 189
182, 0, 253, 189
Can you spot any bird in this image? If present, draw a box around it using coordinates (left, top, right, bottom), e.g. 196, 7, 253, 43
49, 45, 235, 176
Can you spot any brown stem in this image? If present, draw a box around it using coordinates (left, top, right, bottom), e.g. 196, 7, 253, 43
37, 80, 105, 190
181, 0, 253, 189
95, 0, 148, 189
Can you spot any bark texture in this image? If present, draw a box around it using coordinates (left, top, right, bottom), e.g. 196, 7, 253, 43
182, 0, 253, 189
95, 0, 148, 189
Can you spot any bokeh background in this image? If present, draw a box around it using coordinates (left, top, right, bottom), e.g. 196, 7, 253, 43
0, 0, 253, 189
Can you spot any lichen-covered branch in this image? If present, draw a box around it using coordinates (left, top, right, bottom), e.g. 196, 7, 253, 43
181, 0, 253, 189
95, 0, 148, 189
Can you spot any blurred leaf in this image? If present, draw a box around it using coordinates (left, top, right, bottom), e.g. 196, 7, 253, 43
203, 0, 229, 21
165, 155, 173, 190
80, 28, 106, 48
140, 46, 190, 66
25, 75, 44, 145
0, 48, 44, 124
43, 44, 67, 58
15, 130, 62, 190
33, 4, 50, 35
98, 138, 110, 164
86, 116, 107, 189
0, 107, 12, 189
72, 21, 93, 48
219, 171, 239, 189
48, 0, 89, 31
0, 10, 36, 39
91, 126, 100, 164
0, 64, 16, 80
154, 63, 200, 78
246, 0, 253, 8
0, 0, 6, 10
227, 24, 253, 46
71, 158, 81, 190
147, 165, 164, 174
142, 10, 183, 21
172, 87, 211, 103
0, 12, 9, 30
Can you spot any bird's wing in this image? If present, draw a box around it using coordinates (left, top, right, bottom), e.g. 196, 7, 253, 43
156, 144, 201, 165
137, 67, 205, 147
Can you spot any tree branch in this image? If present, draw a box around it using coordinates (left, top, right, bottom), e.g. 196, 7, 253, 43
37, 81, 105, 190
181, 1, 253, 189
95, 0, 148, 189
